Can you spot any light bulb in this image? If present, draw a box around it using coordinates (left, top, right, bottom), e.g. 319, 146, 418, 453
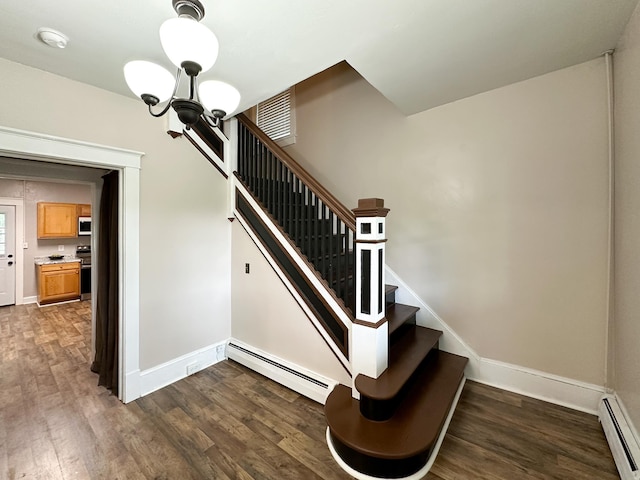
199, 80, 241, 116
159, 17, 219, 73
124, 61, 175, 102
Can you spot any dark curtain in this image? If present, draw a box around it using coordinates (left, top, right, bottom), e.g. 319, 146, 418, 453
91, 170, 119, 395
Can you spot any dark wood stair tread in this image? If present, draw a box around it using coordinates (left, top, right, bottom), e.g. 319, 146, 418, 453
326, 350, 468, 460
355, 326, 441, 401
385, 284, 398, 296
386, 303, 419, 336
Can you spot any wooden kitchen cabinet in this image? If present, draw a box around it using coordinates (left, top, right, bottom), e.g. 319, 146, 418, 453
77, 204, 91, 217
37, 202, 78, 238
38, 262, 80, 305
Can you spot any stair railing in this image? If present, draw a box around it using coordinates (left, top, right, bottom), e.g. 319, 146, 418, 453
235, 113, 356, 316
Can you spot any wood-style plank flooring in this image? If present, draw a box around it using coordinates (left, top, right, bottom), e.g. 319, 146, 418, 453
0, 302, 619, 479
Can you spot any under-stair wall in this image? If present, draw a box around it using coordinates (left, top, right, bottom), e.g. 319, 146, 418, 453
230, 218, 352, 391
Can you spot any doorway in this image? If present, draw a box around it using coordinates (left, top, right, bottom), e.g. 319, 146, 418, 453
0, 205, 16, 306
0, 125, 142, 402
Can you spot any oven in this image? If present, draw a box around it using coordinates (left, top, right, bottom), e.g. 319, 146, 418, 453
76, 245, 92, 301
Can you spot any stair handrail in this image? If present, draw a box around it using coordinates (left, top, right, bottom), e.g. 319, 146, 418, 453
236, 113, 356, 231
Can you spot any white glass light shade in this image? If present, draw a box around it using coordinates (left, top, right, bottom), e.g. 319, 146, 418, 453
199, 81, 241, 116
124, 61, 175, 102
159, 17, 219, 72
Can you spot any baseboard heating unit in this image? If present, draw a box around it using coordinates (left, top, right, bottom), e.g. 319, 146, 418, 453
226, 340, 337, 404
599, 395, 640, 480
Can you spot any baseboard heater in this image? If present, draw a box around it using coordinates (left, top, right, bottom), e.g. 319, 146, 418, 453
600, 395, 640, 480
226, 341, 336, 404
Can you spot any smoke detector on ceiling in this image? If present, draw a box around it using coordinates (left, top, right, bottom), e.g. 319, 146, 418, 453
36, 28, 69, 49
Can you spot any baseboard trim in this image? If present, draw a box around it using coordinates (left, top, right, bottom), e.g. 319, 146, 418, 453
385, 266, 605, 414
139, 341, 227, 397
21, 295, 37, 305
227, 338, 337, 404
123, 369, 141, 404
476, 357, 605, 414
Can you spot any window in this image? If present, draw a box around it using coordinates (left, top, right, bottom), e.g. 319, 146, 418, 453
256, 87, 296, 147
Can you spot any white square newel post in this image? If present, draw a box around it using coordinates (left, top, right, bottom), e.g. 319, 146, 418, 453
351, 198, 389, 398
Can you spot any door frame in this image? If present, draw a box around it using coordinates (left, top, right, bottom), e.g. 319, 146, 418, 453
0, 125, 143, 403
0, 198, 23, 305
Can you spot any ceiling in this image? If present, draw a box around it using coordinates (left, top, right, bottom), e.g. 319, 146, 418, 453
0, 0, 638, 116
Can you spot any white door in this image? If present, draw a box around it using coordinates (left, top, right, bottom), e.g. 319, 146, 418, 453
0, 205, 16, 306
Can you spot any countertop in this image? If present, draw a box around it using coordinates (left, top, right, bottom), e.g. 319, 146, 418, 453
34, 256, 81, 266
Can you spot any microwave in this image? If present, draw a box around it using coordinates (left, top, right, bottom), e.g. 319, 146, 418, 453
78, 216, 92, 236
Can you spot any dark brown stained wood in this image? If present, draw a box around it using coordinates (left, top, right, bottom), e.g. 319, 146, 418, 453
237, 113, 356, 232
1, 302, 619, 479
427, 381, 620, 480
235, 190, 351, 364
352, 197, 390, 218
356, 326, 442, 402
234, 175, 356, 321
386, 302, 420, 336
386, 284, 398, 295
327, 351, 468, 461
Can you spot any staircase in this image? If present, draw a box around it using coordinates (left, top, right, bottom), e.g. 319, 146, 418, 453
184, 113, 468, 479
325, 285, 468, 478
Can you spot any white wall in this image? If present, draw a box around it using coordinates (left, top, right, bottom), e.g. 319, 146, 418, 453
613, 1, 640, 434
0, 58, 231, 371
231, 221, 351, 386
285, 59, 610, 386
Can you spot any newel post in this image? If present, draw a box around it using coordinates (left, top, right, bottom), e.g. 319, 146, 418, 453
351, 198, 389, 396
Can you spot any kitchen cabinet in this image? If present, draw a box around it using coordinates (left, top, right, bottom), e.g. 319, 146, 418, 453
77, 204, 91, 217
38, 262, 80, 305
37, 202, 78, 238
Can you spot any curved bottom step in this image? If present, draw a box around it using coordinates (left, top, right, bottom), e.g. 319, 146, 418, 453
326, 378, 465, 480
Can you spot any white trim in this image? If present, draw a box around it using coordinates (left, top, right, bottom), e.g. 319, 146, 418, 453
326, 378, 466, 480
0, 125, 143, 403
0, 197, 24, 304
385, 266, 479, 364
139, 341, 227, 397
22, 295, 37, 304
227, 338, 337, 404
477, 358, 605, 414
0, 126, 142, 168
385, 265, 605, 414
351, 321, 388, 382
600, 394, 640, 480
183, 125, 229, 177
226, 118, 239, 217
355, 240, 386, 324
617, 394, 640, 450
234, 179, 351, 372
235, 179, 351, 330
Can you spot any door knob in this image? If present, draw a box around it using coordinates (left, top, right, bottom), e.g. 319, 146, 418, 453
7, 261, 13, 266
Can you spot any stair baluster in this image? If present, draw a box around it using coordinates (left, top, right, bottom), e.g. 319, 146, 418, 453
235, 114, 356, 354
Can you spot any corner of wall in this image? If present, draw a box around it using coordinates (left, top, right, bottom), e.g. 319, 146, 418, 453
385, 266, 605, 414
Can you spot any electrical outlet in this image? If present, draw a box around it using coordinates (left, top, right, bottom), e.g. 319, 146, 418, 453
58, 245, 64, 252
22, 242, 28, 249
186, 362, 200, 375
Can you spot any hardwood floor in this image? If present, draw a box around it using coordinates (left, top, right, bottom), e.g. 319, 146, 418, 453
0, 302, 619, 479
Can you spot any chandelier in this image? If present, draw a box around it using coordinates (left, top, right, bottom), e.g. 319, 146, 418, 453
123, 0, 240, 128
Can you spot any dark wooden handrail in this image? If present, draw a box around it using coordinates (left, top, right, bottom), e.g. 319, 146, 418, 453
236, 113, 356, 232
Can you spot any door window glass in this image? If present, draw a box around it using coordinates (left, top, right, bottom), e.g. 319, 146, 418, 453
0, 213, 5, 255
